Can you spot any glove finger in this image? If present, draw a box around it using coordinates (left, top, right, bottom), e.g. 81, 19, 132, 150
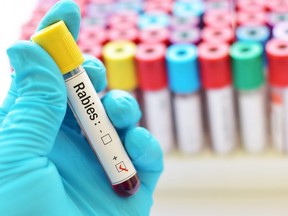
36, 0, 80, 40
62, 54, 107, 130
125, 127, 164, 191
83, 54, 107, 93
0, 74, 17, 124
0, 41, 66, 163
101, 90, 142, 130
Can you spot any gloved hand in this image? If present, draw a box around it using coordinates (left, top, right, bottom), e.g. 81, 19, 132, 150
0, 1, 163, 216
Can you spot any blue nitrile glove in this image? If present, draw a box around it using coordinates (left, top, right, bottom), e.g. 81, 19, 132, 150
0, 1, 163, 216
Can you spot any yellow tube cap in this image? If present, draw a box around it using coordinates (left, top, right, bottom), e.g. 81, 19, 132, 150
31, 21, 84, 74
103, 41, 137, 91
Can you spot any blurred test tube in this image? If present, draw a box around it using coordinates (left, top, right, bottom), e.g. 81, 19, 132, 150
230, 42, 267, 153
198, 43, 237, 154
135, 43, 175, 153
103, 41, 138, 95
266, 39, 288, 152
166, 44, 204, 154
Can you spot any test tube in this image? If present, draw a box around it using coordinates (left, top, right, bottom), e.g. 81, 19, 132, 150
236, 0, 266, 13
107, 28, 139, 43
108, 12, 138, 30
78, 26, 107, 45
205, 1, 230, 12
236, 25, 270, 46
201, 27, 235, 45
273, 22, 288, 41
139, 26, 170, 45
230, 42, 267, 153
203, 10, 233, 29
138, 13, 170, 30
81, 16, 107, 29
266, 0, 288, 12
31, 21, 140, 196
135, 43, 175, 153
267, 12, 288, 28
102, 41, 138, 94
166, 44, 204, 154
169, 28, 201, 45
143, 1, 173, 14
266, 39, 288, 152
170, 15, 200, 30
236, 25, 270, 65
236, 11, 267, 26
172, 1, 204, 18
115, 1, 142, 14
86, 2, 114, 17
79, 42, 103, 61
198, 43, 237, 154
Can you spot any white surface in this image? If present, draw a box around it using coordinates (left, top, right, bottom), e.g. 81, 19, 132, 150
238, 88, 267, 153
151, 150, 288, 216
143, 88, 175, 153
0, 0, 38, 104
206, 86, 236, 154
173, 92, 204, 154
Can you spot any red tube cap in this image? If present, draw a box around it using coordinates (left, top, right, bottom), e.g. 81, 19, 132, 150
108, 28, 139, 43
266, 0, 288, 12
143, 1, 172, 14
78, 27, 107, 45
201, 27, 235, 45
139, 26, 170, 45
237, 11, 267, 26
135, 43, 168, 90
108, 12, 138, 29
237, 0, 266, 13
198, 43, 232, 89
203, 10, 234, 29
79, 41, 103, 61
266, 39, 288, 87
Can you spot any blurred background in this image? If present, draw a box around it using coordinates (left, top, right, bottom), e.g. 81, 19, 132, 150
2, 0, 288, 215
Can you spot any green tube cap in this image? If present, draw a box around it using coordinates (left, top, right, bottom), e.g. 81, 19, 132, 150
230, 42, 265, 90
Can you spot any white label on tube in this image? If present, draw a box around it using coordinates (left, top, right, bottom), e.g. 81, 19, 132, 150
173, 93, 204, 154
65, 69, 136, 185
238, 88, 267, 153
143, 88, 174, 153
206, 86, 236, 154
271, 88, 284, 152
284, 89, 288, 151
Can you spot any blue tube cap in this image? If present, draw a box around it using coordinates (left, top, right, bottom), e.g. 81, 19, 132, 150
173, 1, 204, 17
138, 13, 170, 30
236, 25, 270, 45
166, 44, 200, 94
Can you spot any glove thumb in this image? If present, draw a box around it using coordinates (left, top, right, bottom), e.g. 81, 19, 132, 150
0, 41, 66, 163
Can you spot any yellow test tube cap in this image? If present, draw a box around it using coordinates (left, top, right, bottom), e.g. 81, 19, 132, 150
103, 41, 137, 91
31, 20, 84, 74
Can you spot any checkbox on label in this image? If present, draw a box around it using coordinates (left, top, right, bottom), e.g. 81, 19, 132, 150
116, 161, 128, 172
101, 134, 112, 145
